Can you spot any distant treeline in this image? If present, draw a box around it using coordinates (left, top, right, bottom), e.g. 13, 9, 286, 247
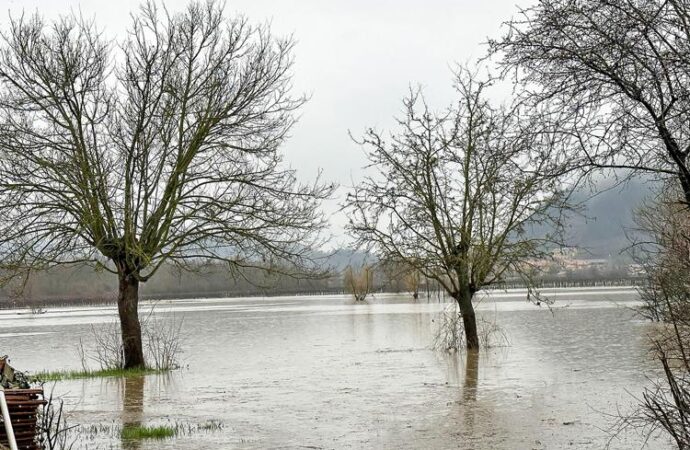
0, 263, 336, 308
0, 261, 643, 309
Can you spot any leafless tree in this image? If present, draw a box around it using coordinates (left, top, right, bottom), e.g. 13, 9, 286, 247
343, 265, 374, 302
490, 0, 690, 205
345, 68, 574, 349
493, 3, 690, 440
614, 187, 690, 448
0, 1, 333, 368
633, 183, 690, 323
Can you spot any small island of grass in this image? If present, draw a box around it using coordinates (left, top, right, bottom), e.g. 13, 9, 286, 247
30, 367, 167, 381
120, 424, 176, 440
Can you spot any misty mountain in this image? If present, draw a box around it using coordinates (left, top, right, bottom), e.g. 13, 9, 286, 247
564, 177, 654, 258
333, 176, 655, 265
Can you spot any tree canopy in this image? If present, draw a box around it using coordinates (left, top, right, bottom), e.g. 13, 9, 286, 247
491, 0, 690, 204
0, 1, 332, 280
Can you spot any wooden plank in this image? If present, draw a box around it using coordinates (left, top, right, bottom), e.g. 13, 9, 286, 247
7, 400, 46, 407
2, 390, 43, 395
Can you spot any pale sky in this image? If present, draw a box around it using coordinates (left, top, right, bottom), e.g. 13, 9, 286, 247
2, 0, 530, 246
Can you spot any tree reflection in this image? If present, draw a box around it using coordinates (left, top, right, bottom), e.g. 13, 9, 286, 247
120, 375, 145, 450
460, 349, 480, 440
463, 350, 479, 403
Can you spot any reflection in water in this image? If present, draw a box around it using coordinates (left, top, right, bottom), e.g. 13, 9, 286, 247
463, 350, 479, 403
351, 305, 376, 346
462, 350, 480, 442
121, 376, 145, 450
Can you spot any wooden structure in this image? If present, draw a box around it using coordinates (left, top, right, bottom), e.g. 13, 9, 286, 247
0, 388, 45, 450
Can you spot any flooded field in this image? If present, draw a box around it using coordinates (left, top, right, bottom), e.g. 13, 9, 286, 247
0, 287, 673, 449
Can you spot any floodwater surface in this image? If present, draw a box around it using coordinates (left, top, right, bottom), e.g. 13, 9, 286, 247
0, 287, 673, 449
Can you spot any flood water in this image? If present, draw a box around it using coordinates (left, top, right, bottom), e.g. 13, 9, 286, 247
0, 287, 673, 449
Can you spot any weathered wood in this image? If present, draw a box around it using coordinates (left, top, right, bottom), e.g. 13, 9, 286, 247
0, 388, 44, 450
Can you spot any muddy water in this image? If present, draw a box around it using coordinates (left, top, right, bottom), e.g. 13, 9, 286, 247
0, 287, 672, 449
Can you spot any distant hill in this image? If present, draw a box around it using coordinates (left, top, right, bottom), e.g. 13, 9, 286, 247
332, 177, 655, 262
565, 177, 653, 258
318, 248, 373, 270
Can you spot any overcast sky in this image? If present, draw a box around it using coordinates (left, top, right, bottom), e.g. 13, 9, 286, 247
3, 0, 531, 246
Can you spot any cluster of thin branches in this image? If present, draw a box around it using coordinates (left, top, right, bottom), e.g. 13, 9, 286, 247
343, 265, 374, 302
77, 323, 124, 371
608, 189, 690, 448
37, 387, 77, 450
142, 311, 185, 371
77, 309, 184, 371
490, 0, 690, 206
613, 311, 690, 449
432, 303, 509, 353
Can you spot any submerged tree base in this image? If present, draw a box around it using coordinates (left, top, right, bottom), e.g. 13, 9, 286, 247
30, 367, 169, 381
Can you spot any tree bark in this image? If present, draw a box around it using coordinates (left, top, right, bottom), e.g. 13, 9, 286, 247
117, 271, 145, 369
454, 288, 479, 350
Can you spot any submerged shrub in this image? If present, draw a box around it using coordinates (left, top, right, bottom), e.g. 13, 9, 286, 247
433, 303, 508, 352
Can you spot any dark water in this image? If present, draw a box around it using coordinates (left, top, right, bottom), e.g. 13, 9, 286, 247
0, 287, 672, 449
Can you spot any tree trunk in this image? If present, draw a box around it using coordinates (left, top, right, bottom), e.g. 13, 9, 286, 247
454, 288, 479, 350
117, 272, 145, 369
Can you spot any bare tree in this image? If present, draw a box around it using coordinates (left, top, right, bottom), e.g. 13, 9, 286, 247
345, 69, 573, 349
491, 5, 690, 442
343, 265, 374, 302
634, 184, 690, 323
0, 1, 333, 368
490, 0, 690, 205
615, 187, 690, 448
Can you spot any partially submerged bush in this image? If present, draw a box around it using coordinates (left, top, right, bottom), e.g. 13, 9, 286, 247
433, 303, 508, 352
344, 265, 375, 302
142, 312, 184, 372
77, 307, 184, 372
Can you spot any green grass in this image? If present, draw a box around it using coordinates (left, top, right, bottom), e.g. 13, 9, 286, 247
30, 366, 166, 381
120, 425, 176, 440
74, 420, 223, 441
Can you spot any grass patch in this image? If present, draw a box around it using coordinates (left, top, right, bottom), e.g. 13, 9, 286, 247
74, 420, 223, 442
30, 366, 167, 381
120, 425, 175, 440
